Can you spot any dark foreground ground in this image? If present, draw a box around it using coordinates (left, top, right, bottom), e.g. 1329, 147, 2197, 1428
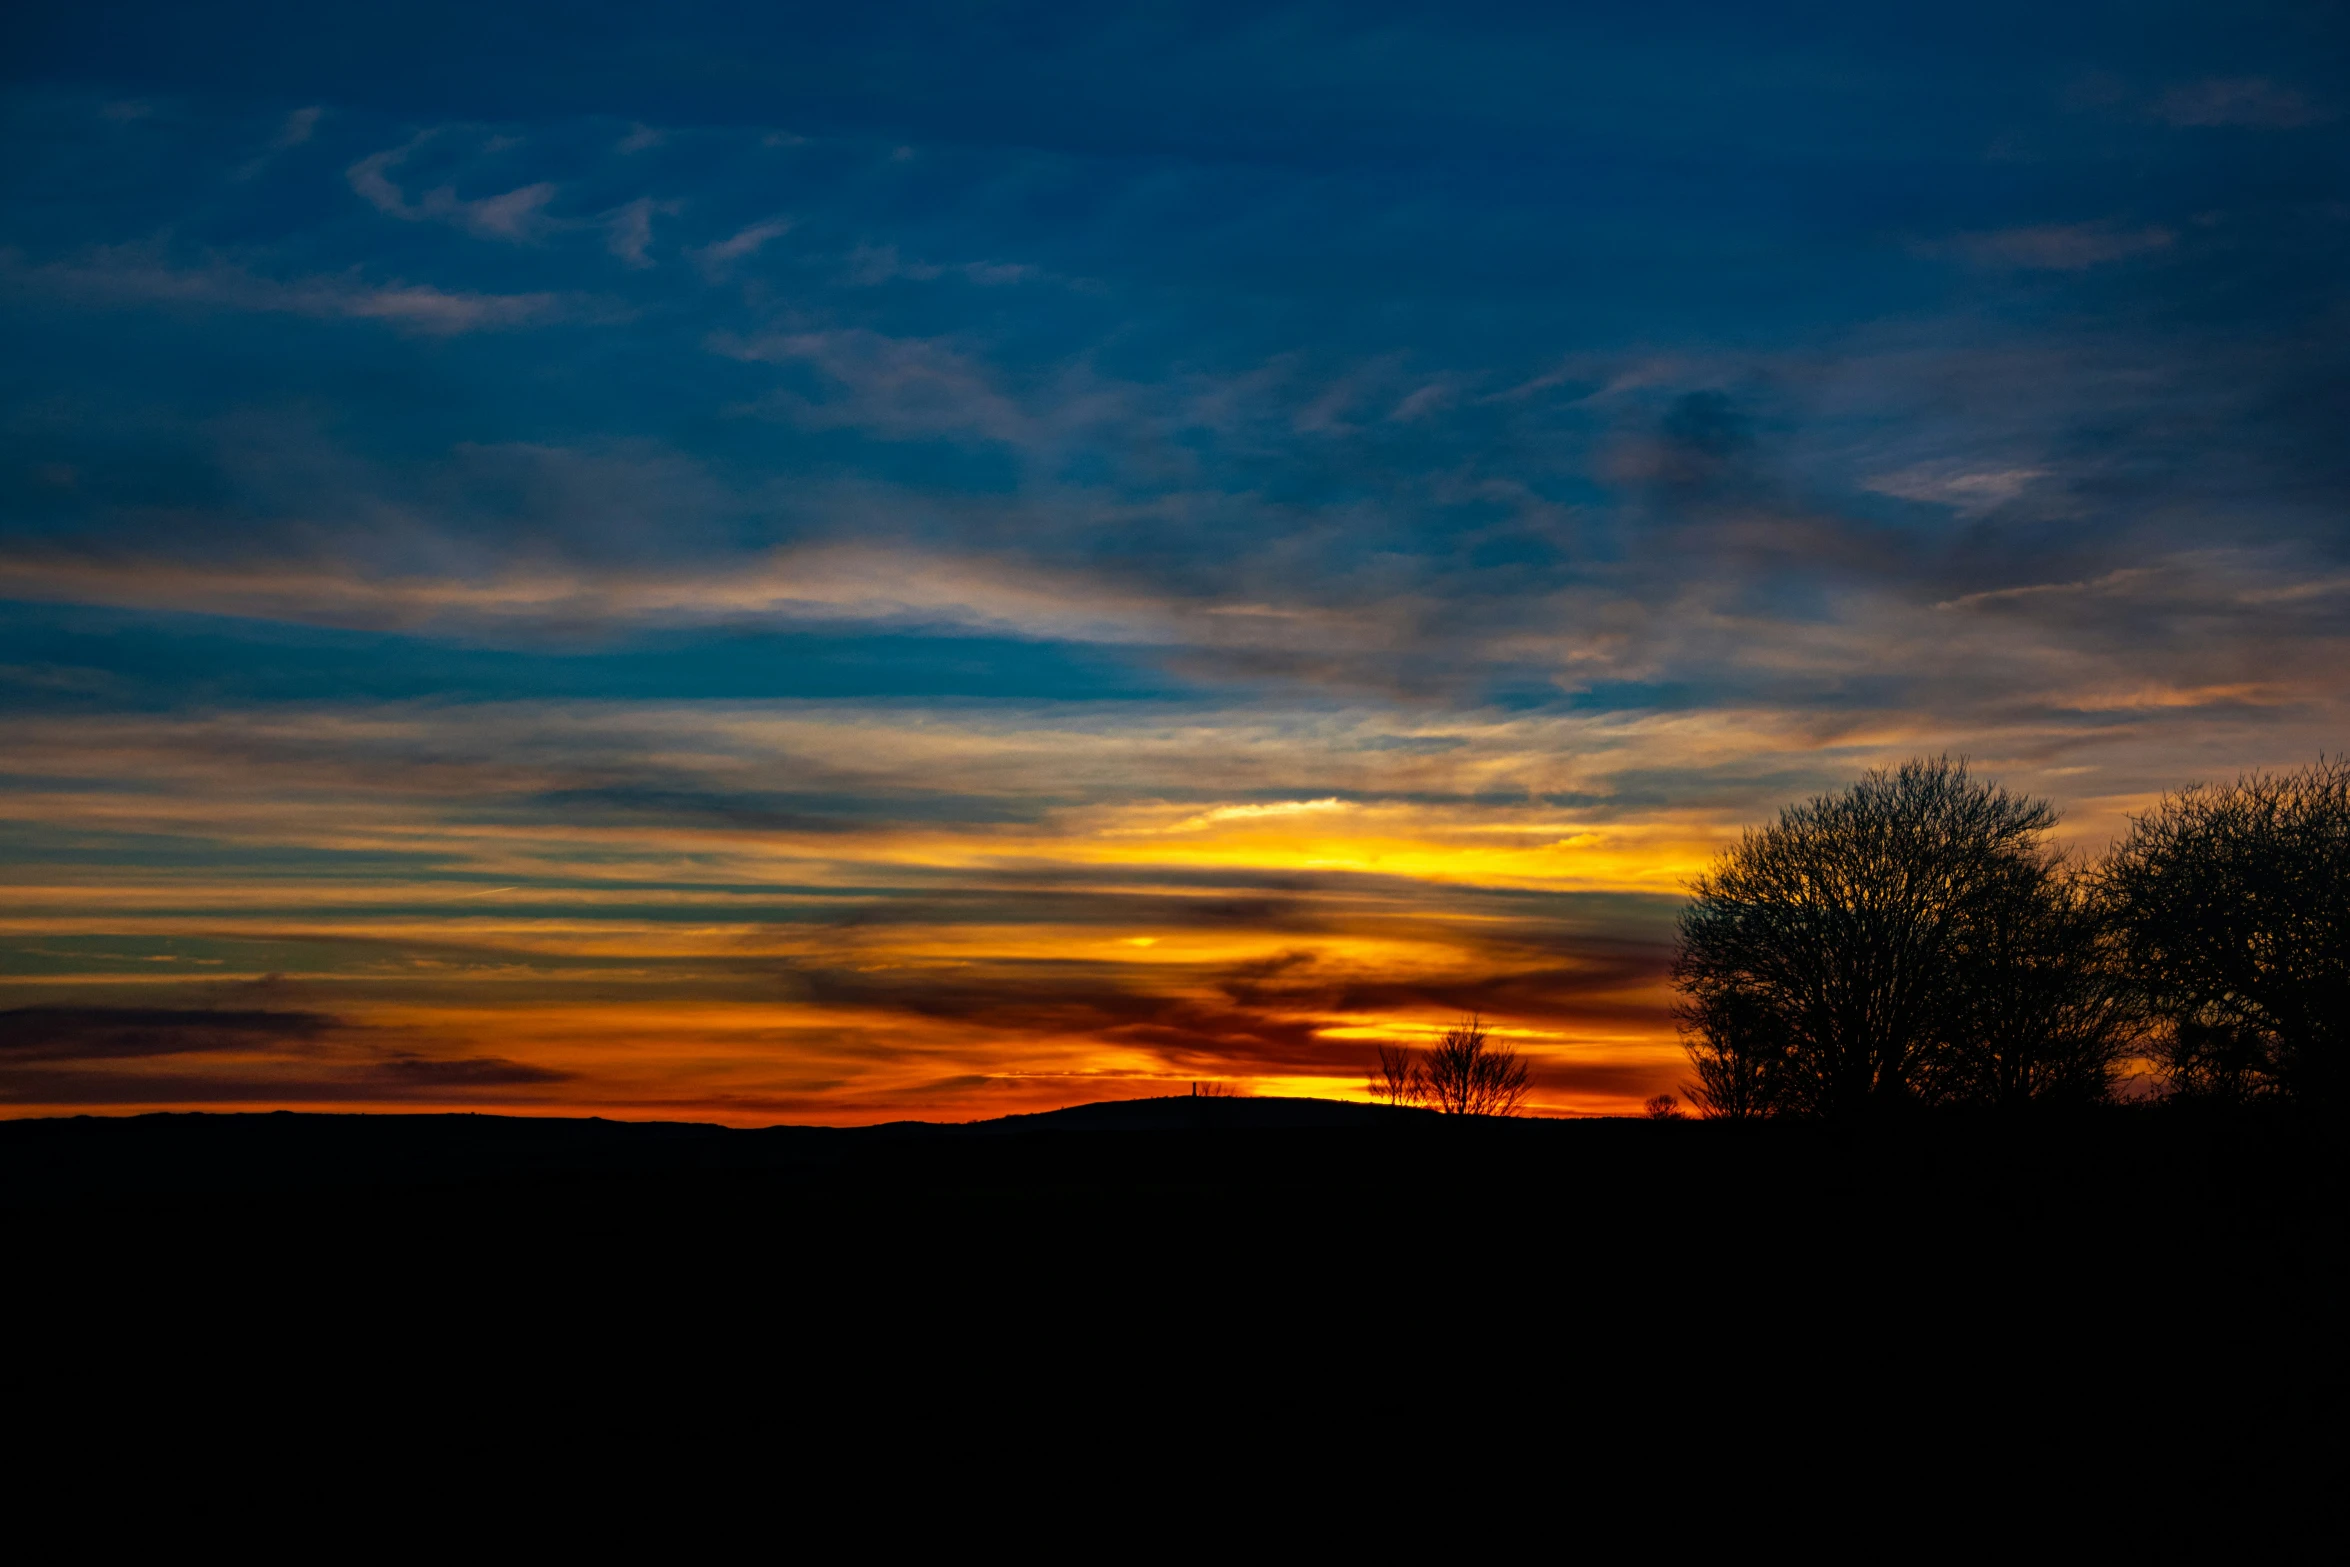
3, 1098, 2339, 1438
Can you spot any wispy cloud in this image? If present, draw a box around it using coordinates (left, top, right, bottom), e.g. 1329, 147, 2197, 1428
1940, 222, 2174, 271
0, 1004, 569, 1106
843, 242, 1038, 288
348, 138, 560, 241
1163, 798, 1354, 831
603, 196, 677, 267
2153, 77, 2329, 129
271, 104, 322, 150
711, 328, 1042, 443
2, 245, 591, 333
235, 104, 326, 179
1862, 463, 2046, 513
691, 216, 792, 276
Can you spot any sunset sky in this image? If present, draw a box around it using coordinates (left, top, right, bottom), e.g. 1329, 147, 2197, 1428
3, 3, 2345, 1121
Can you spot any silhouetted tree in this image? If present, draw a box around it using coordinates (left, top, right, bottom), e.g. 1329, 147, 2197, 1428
1643, 1093, 1685, 1120
2097, 758, 2350, 1105
1682, 990, 1776, 1119
1922, 856, 2139, 1108
2155, 1021, 2274, 1103
1674, 758, 2082, 1118
1420, 1015, 1532, 1116
1366, 1044, 1425, 1107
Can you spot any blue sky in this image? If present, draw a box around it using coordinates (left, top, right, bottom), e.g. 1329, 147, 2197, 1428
2, 3, 2345, 1118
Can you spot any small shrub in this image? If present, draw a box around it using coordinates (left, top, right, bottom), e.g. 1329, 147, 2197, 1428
1366, 1044, 1426, 1106
1420, 1015, 1532, 1117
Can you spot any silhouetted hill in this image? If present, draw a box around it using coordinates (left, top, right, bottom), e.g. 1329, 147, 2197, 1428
944, 1093, 1430, 1134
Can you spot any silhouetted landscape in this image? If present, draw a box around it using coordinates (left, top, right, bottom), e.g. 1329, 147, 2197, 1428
6, 755, 2344, 1418
6, 1096, 2338, 1422
8, 7, 2349, 1456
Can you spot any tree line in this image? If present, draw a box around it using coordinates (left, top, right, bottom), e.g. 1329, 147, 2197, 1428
1673, 755, 2348, 1118
1360, 755, 2344, 1120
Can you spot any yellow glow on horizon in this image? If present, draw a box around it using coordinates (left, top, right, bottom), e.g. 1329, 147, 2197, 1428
12, 695, 2086, 1125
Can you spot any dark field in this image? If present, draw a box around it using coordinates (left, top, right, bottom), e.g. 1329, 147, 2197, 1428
5, 1100, 2337, 1414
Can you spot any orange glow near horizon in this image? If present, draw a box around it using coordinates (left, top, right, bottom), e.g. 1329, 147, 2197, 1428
0, 708, 1717, 1122
4, 692, 2332, 1126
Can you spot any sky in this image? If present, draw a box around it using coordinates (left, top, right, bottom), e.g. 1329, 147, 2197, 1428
2, 2, 2345, 1122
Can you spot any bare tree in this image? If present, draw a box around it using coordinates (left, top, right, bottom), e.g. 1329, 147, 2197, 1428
1674, 758, 2071, 1118
1643, 1093, 1685, 1120
1681, 990, 1777, 1119
2097, 758, 2350, 1105
1420, 1015, 1532, 1116
1367, 1044, 1425, 1107
1923, 856, 2140, 1108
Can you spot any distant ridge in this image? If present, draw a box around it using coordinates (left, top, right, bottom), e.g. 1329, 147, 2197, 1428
941, 1095, 1434, 1134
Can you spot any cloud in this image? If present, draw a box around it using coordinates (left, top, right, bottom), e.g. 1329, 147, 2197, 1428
2153, 78, 2328, 129
368, 1055, 568, 1086
442, 181, 559, 241
1862, 463, 2046, 513
343, 282, 574, 331
0, 1005, 569, 1104
843, 242, 1038, 287
605, 196, 677, 267
271, 105, 323, 150
692, 216, 792, 276
0, 522, 1414, 658
0, 1006, 335, 1061
1942, 223, 2175, 271
4, 245, 592, 333
348, 140, 559, 242
236, 105, 325, 179
345, 147, 411, 211
1388, 381, 1459, 422
1161, 798, 1355, 832
711, 328, 1038, 443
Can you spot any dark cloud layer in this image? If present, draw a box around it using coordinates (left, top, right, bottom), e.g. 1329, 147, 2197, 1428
0, 1006, 566, 1103
0, 1006, 335, 1061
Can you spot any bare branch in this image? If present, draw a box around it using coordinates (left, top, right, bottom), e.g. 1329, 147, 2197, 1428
1421, 1014, 1532, 1116
1367, 1044, 1425, 1106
